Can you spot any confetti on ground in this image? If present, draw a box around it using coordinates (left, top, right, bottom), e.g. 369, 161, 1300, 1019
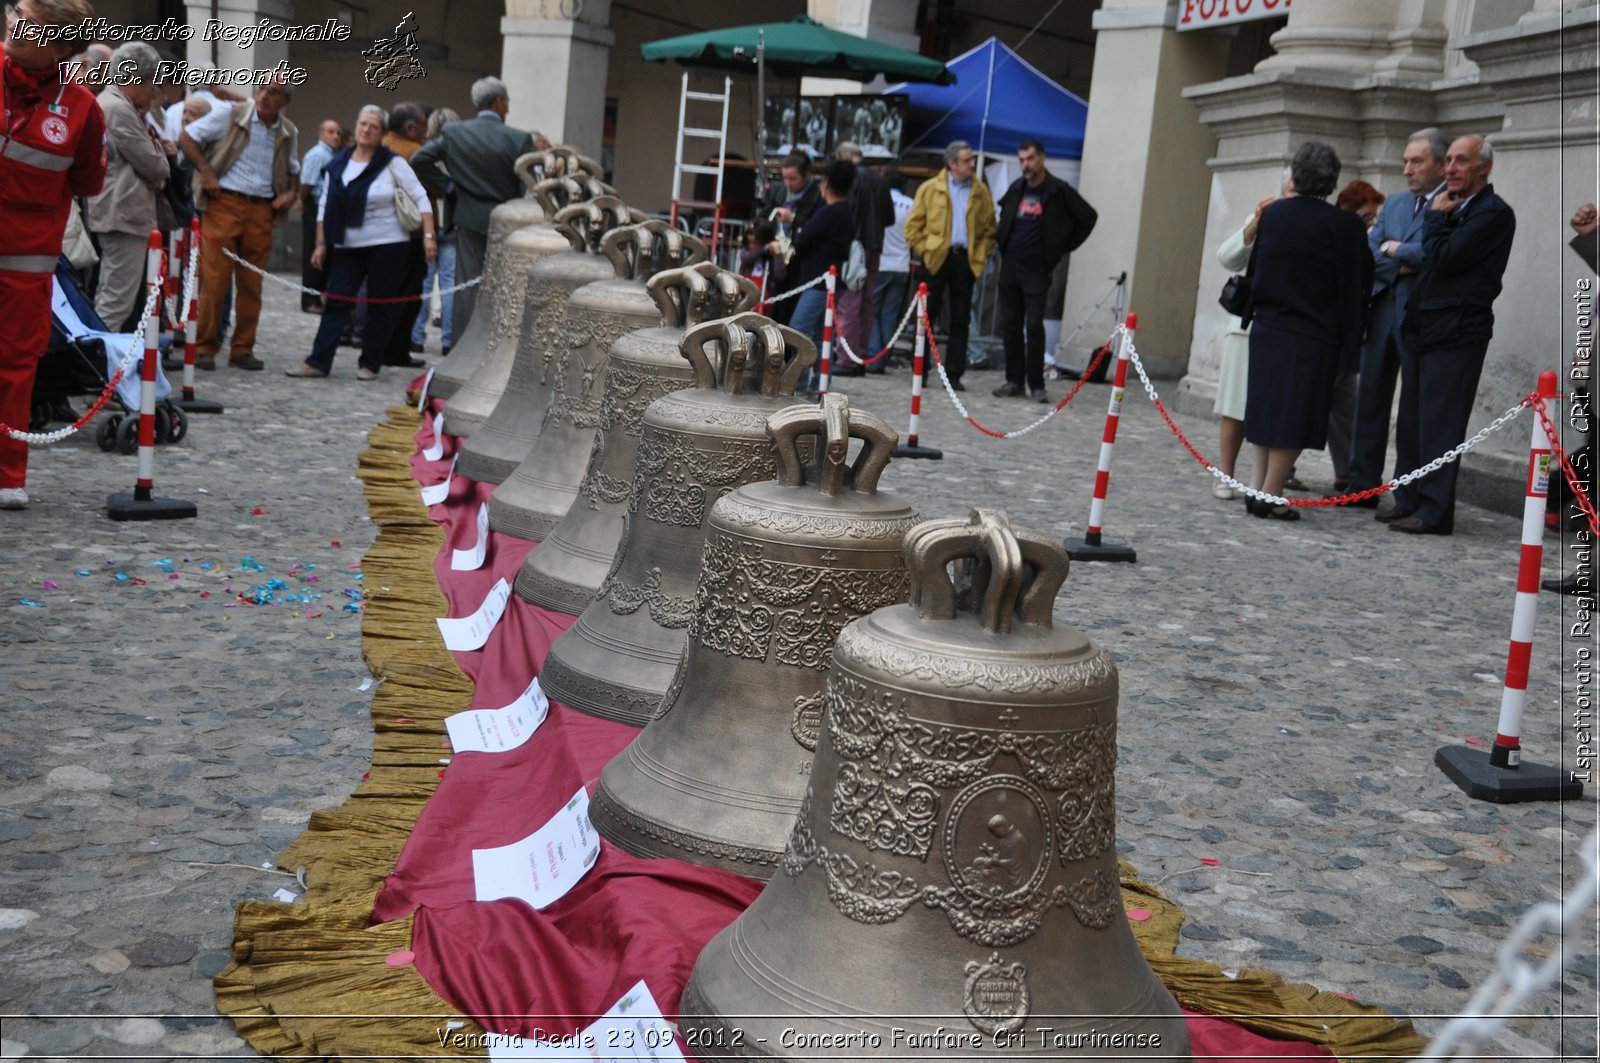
19, 599, 44, 607
1199, 858, 1221, 867
41, 581, 58, 589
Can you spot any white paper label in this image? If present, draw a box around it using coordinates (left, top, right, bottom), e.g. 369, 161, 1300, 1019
487, 980, 683, 1062
421, 411, 446, 461
472, 786, 600, 911
420, 454, 458, 506
436, 576, 511, 651
417, 366, 435, 411
451, 502, 491, 571
445, 677, 550, 754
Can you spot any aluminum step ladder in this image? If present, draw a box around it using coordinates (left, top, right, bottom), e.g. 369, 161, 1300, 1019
669, 73, 732, 257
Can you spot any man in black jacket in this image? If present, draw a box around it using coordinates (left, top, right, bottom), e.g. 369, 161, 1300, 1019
1388, 134, 1517, 535
831, 141, 894, 376
759, 152, 821, 325
993, 140, 1098, 402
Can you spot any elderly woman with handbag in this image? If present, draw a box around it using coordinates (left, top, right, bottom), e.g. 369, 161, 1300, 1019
287, 104, 435, 381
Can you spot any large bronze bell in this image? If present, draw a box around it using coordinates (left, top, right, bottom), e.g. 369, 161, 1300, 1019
430, 149, 602, 400
485, 221, 708, 542
681, 510, 1192, 1061
539, 314, 817, 726
445, 193, 634, 444
591, 393, 923, 877
515, 263, 759, 614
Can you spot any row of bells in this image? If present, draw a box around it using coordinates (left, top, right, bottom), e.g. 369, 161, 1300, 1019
425, 149, 1190, 1059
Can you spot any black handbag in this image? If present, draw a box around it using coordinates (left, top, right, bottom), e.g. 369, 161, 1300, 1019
1218, 273, 1251, 318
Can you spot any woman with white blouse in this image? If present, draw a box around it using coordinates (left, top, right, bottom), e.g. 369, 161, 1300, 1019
287, 105, 436, 380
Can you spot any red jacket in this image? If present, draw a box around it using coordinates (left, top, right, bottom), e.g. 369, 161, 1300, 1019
1, 55, 106, 271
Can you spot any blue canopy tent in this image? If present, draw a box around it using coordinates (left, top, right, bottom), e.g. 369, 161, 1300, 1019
885, 37, 1087, 161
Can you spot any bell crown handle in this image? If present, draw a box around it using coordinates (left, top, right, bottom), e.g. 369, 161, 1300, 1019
905, 509, 1069, 633
552, 199, 606, 252
533, 175, 583, 217
680, 316, 752, 391
515, 151, 545, 193
719, 312, 816, 397
715, 269, 761, 316
768, 393, 899, 496
602, 220, 708, 280
645, 264, 714, 328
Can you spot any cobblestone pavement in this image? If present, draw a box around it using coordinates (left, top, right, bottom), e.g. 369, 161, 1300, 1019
1, 272, 1596, 1061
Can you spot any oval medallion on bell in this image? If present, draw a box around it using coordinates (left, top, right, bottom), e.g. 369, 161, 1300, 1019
591, 393, 923, 877
446, 192, 634, 447
484, 220, 707, 539
681, 510, 1192, 1061
538, 314, 817, 727
430, 149, 603, 400
451, 196, 636, 480
516, 263, 760, 614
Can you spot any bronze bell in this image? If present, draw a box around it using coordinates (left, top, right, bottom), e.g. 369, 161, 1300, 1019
681, 510, 1192, 1061
591, 393, 923, 877
451, 194, 636, 464
516, 263, 759, 614
430, 149, 604, 399
539, 314, 817, 726
486, 221, 708, 542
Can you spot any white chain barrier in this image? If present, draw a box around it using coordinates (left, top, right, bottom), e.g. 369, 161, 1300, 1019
6, 282, 160, 444
833, 292, 919, 368
761, 270, 827, 306
1416, 824, 1599, 1061
1119, 328, 1531, 506
213, 242, 482, 301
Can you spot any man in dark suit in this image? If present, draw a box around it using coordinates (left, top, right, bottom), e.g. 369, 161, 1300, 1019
1346, 128, 1448, 508
1388, 134, 1517, 535
410, 76, 535, 332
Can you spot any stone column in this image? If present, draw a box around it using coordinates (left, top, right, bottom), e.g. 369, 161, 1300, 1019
1058, 0, 1232, 378
183, 0, 294, 70
501, 0, 616, 157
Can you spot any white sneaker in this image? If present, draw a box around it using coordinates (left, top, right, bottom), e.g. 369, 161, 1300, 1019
1212, 481, 1235, 501
0, 487, 29, 510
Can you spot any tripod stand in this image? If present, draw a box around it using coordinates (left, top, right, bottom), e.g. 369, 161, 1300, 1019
1053, 271, 1127, 383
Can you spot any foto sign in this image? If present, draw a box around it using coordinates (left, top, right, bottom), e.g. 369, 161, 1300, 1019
1177, 0, 1291, 32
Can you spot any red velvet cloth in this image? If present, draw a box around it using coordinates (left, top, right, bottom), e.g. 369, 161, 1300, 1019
371, 402, 1335, 1059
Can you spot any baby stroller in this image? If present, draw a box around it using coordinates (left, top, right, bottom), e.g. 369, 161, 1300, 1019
35, 256, 186, 454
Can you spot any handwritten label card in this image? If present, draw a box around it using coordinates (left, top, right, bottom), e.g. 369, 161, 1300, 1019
417, 366, 435, 411
472, 787, 600, 910
436, 576, 511, 651
422, 411, 447, 461
445, 677, 550, 754
451, 502, 490, 571
487, 980, 684, 1062
420, 454, 458, 507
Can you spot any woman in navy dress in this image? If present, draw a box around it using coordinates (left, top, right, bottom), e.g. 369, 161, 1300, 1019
1243, 141, 1373, 519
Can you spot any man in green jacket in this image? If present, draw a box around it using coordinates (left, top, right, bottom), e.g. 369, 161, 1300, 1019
903, 140, 996, 390
410, 76, 535, 332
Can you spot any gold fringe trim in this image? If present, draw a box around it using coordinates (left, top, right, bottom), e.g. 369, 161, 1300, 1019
217, 400, 1425, 1062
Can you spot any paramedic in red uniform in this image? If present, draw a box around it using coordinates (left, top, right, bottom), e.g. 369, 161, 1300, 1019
1, 0, 106, 510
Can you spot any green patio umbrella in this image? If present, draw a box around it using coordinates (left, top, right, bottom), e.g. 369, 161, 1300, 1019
641, 15, 956, 85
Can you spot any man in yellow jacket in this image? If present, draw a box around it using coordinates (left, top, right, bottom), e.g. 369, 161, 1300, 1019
904, 140, 996, 390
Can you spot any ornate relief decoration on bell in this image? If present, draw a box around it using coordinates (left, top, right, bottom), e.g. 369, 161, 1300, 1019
537, 313, 818, 726
590, 392, 923, 876
453, 196, 631, 482
515, 264, 760, 614
680, 509, 1192, 1061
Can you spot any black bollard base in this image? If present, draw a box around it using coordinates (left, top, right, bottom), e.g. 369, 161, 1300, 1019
893, 443, 943, 460
1066, 538, 1137, 563
107, 492, 197, 522
1435, 745, 1584, 803
177, 397, 224, 414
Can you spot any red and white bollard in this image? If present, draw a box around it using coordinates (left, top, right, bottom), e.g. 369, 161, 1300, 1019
1437, 371, 1582, 802
892, 283, 942, 460
817, 266, 837, 396
107, 232, 196, 522
176, 217, 222, 414
1066, 312, 1138, 562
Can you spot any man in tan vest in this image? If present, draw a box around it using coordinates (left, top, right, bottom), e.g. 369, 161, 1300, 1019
179, 73, 299, 370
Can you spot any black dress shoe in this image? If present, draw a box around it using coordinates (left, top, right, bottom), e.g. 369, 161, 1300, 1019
1390, 515, 1452, 535
1327, 487, 1380, 509
950, 379, 966, 392
832, 365, 865, 378
1375, 506, 1413, 523
993, 383, 1025, 398
1032, 389, 1049, 404
1542, 572, 1595, 596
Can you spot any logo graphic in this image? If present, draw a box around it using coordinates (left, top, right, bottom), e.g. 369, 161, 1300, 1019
363, 11, 425, 91
962, 952, 1030, 1036
40, 116, 69, 145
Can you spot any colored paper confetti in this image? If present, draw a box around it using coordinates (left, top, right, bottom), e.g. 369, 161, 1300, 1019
41, 581, 58, 589
1198, 858, 1221, 867
19, 599, 44, 607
